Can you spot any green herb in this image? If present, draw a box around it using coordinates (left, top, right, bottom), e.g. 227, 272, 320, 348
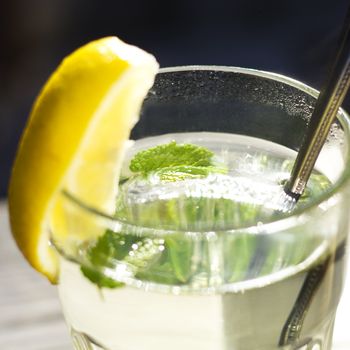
135, 236, 194, 285
80, 231, 132, 288
129, 141, 219, 176
81, 230, 165, 288
80, 141, 226, 288
165, 235, 194, 283
157, 165, 226, 182
129, 141, 226, 182
81, 266, 124, 289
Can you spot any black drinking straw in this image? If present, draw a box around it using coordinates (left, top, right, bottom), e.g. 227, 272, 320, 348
285, 7, 350, 200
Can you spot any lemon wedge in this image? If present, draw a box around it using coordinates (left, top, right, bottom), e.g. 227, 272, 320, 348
8, 37, 158, 282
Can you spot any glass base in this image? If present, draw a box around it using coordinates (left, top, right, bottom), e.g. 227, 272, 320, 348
70, 323, 334, 350
71, 328, 107, 350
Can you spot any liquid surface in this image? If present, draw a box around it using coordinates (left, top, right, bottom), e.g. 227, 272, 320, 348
117, 132, 329, 231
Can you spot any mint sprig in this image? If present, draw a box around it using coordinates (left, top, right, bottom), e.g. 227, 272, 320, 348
80, 141, 228, 288
79, 141, 332, 290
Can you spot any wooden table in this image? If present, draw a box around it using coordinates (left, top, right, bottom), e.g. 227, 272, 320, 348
0, 201, 349, 349
0, 201, 71, 350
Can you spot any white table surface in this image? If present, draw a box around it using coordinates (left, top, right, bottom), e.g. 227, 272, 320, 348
0, 200, 349, 350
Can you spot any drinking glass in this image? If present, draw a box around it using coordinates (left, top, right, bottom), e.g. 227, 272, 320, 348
51, 66, 350, 350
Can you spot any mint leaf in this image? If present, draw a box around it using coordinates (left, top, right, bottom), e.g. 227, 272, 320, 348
88, 230, 136, 262
80, 230, 165, 289
80, 231, 135, 289
80, 141, 231, 288
157, 165, 226, 182
165, 235, 194, 283
134, 235, 194, 285
81, 266, 124, 289
129, 141, 215, 175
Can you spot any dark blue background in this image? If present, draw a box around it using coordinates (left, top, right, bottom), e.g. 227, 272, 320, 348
1, 0, 349, 197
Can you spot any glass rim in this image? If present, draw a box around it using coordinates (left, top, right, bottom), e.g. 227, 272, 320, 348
62, 65, 350, 236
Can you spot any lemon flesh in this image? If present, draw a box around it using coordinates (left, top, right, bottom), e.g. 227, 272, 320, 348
8, 37, 159, 282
